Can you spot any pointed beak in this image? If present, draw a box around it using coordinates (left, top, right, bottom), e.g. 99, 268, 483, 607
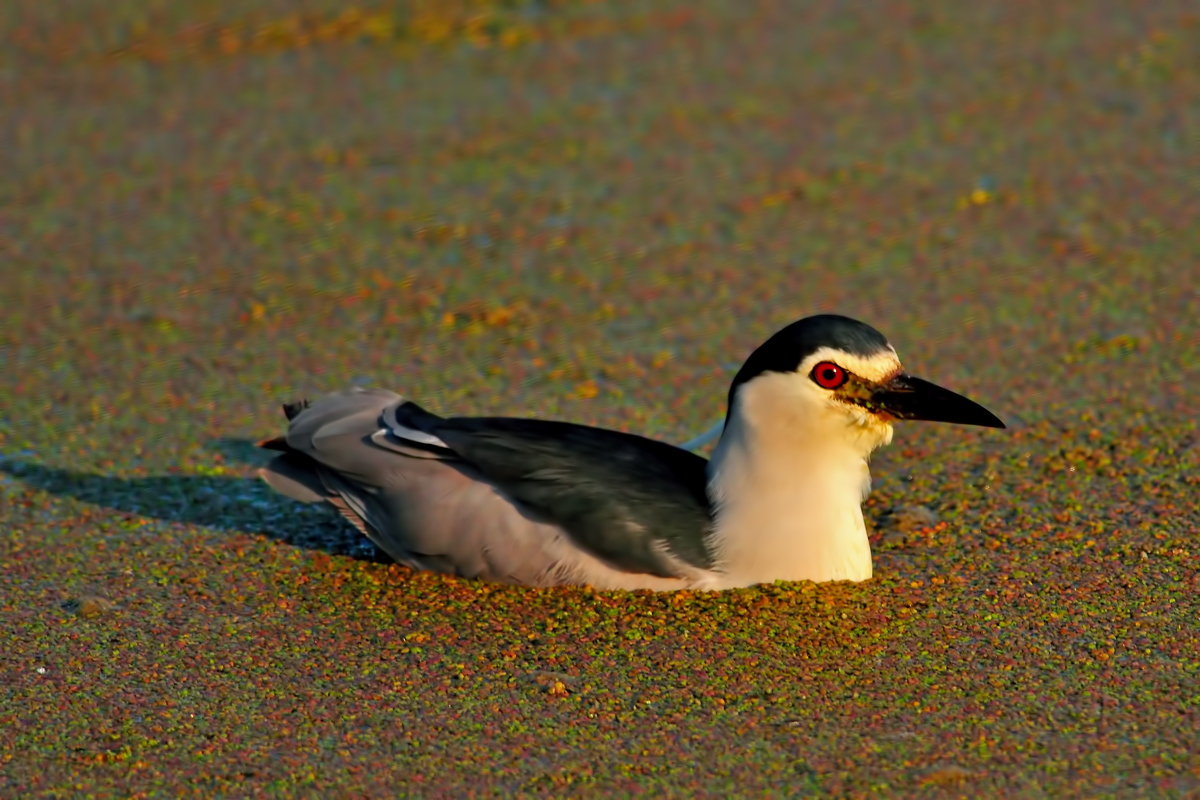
869, 374, 1006, 429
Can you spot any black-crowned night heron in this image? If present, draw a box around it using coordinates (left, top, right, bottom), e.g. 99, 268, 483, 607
258, 314, 1004, 590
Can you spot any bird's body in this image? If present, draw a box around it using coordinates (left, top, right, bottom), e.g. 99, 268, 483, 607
259, 315, 1004, 590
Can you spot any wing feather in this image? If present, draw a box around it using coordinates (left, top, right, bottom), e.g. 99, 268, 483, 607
262, 392, 716, 584
427, 416, 715, 575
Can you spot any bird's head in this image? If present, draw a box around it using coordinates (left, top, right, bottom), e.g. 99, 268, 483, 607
725, 314, 1004, 454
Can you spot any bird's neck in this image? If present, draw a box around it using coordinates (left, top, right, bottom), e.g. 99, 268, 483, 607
704, 383, 891, 588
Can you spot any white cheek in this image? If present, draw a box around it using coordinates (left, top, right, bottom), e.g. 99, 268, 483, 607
841, 406, 894, 450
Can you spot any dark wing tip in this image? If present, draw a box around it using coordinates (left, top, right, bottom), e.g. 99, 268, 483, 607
282, 399, 311, 421
257, 436, 293, 452
394, 400, 444, 432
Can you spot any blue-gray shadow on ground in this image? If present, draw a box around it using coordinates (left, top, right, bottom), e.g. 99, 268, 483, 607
0, 441, 383, 560
205, 437, 279, 468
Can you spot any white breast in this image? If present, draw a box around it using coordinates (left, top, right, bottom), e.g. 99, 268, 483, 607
704, 371, 893, 588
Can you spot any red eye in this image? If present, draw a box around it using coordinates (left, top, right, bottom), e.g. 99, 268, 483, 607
811, 361, 847, 389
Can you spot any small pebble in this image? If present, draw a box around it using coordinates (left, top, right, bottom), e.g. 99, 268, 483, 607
74, 596, 118, 618
881, 504, 939, 544
890, 504, 939, 531
922, 765, 975, 786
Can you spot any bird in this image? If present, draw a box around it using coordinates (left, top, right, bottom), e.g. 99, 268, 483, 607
257, 314, 1004, 591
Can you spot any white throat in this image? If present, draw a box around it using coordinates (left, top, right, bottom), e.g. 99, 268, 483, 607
704, 370, 894, 588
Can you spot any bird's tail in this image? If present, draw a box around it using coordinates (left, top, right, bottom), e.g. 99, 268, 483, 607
256, 388, 411, 508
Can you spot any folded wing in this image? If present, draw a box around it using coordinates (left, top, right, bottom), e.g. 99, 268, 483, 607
258, 389, 716, 588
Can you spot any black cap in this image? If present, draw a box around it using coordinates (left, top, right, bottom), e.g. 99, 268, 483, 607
726, 314, 892, 415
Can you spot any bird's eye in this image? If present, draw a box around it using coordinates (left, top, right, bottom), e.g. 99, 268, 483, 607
811, 361, 848, 389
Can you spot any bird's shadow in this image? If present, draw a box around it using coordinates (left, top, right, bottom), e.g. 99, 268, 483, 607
0, 439, 383, 560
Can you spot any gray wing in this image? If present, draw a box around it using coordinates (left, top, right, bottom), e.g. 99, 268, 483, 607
394, 403, 715, 576
257, 389, 715, 588
260, 389, 570, 584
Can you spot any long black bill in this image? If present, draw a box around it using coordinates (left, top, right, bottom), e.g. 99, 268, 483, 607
870, 374, 1006, 428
